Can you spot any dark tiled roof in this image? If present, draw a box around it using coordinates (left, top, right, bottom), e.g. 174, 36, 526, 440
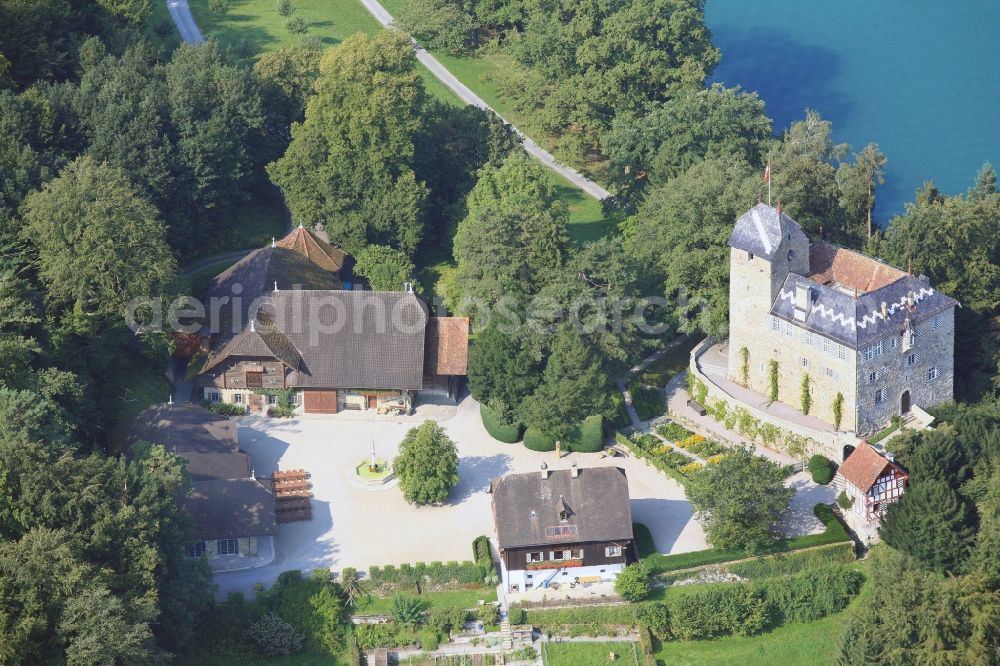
838, 444, 905, 492
125, 404, 250, 482
275, 225, 347, 272
183, 478, 276, 539
771, 272, 958, 347
425, 317, 469, 375
491, 467, 633, 549
204, 246, 342, 347
274, 290, 429, 390
203, 324, 303, 373
728, 203, 804, 261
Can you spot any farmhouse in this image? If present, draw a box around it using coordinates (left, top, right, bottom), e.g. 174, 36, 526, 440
490, 465, 635, 594
835, 442, 909, 541
194, 226, 468, 414
125, 403, 276, 567
724, 203, 957, 436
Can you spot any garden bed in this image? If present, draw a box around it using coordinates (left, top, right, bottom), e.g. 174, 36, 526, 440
542, 641, 639, 666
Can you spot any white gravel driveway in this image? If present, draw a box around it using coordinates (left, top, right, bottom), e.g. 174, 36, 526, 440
213, 397, 707, 596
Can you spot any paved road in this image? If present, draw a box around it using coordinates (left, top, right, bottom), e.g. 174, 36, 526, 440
166, 0, 203, 43
163, 0, 611, 201
357, 0, 611, 200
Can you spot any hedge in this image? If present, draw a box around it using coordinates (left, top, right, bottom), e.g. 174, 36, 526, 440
643, 504, 852, 575
366, 560, 491, 588
668, 585, 770, 639
472, 536, 491, 565
726, 542, 856, 579
753, 566, 865, 624
523, 428, 556, 452
480, 404, 522, 443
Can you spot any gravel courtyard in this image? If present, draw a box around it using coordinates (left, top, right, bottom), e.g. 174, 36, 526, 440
213, 397, 707, 596
214, 397, 834, 596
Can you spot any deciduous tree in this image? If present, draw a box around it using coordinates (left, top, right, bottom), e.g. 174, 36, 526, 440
268, 31, 428, 255
685, 445, 793, 552
353, 245, 416, 291
394, 421, 460, 505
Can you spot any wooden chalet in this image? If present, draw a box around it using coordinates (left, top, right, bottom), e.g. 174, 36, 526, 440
490, 465, 635, 593
193, 226, 469, 414
837, 443, 909, 524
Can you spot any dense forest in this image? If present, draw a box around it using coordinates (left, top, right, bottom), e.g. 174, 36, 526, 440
1, 0, 999, 662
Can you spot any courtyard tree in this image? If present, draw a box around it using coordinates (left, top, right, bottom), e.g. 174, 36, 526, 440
467, 318, 543, 425
394, 421, 460, 505
614, 562, 652, 602
685, 445, 793, 552
268, 31, 428, 256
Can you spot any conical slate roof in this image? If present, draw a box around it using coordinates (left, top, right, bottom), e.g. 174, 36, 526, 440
275, 225, 347, 273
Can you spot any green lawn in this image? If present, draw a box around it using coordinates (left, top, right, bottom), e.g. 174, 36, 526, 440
353, 587, 496, 615
542, 641, 639, 666
187, 0, 461, 105
639, 336, 704, 387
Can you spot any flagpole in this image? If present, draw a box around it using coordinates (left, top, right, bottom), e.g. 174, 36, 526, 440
765, 159, 772, 206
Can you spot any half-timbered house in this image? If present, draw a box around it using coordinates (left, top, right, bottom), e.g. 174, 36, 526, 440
836, 443, 908, 537
490, 465, 635, 594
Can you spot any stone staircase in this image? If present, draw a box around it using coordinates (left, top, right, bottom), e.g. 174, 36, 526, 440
499, 619, 513, 650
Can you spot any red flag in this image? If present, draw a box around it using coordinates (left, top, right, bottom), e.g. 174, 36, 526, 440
764, 160, 771, 183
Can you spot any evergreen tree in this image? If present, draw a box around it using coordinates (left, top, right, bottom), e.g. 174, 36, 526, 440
520, 325, 612, 442
879, 480, 977, 574
907, 429, 972, 488
467, 318, 543, 423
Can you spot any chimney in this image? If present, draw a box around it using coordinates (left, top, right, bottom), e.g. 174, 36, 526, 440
250, 319, 256, 332
776, 198, 783, 215
271, 237, 276, 248
540, 463, 549, 480
793, 283, 811, 322
885, 451, 895, 463
274, 281, 279, 293
907, 257, 913, 276
819, 225, 824, 240
571, 462, 579, 478
880, 302, 889, 319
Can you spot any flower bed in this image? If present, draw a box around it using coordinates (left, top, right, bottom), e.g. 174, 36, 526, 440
656, 421, 693, 442
616, 432, 698, 486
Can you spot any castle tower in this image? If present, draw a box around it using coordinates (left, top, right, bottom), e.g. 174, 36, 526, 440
726, 204, 810, 388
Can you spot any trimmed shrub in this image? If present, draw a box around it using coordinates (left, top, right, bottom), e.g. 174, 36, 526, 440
523, 428, 556, 452
569, 415, 604, 452
473, 535, 491, 564
481, 403, 522, 443
629, 383, 664, 421
837, 490, 854, 510
286, 14, 309, 33
202, 401, 247, 416
808, 455, 837, 485
247, 612, 304, 656
636, 603, 670, 640
508, 607, 527, 625
614, 562, 652, 602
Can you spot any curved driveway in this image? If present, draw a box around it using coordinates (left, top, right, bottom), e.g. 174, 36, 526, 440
163, 0, 611, 200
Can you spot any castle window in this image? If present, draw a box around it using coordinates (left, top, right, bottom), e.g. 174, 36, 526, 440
863, 340, 885, 361
868, 371, 876, 384
823, 367, 836, 379
891, 336, 899, 348
837, 346, 848, 361
928, 366, 940, 380
748, 253, 754, 260
874, 388, 887, 404
932, 314, 941, 329
907, 353, 919, 366
798, 357, 809, 368
771, 317, 780, 332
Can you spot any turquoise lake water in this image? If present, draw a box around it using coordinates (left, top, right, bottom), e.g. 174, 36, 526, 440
706, 0, 1000, 222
